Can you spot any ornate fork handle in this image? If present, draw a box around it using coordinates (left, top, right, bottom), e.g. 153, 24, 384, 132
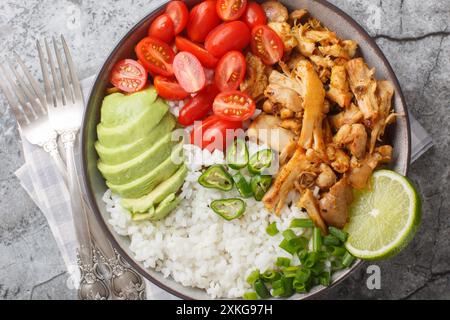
61, 130, 110, 300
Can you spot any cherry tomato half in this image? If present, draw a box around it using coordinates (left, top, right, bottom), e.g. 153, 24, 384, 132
190, 115, 243, 151
165, 1, 189, 34
154, 76, 190, 100
241, 1, 266, 29
110, 59, 147, 93
148, 14, 175, 43
175, 36, 219, 69
187, 0, 221, 43
178, 84, 219, 126
214, 51, 246, 92
173, 51, 206, 93
213, 91, 255, 121
135, 37, 175, 77
205, 21, 251, 58
250, 25, 284, 65
216, 0, 248, 21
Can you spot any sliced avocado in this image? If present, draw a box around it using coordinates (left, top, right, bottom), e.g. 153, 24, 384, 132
107, 142, 184, 199
95, 113, 176, 165
98, 133, 178, 185
97, 98, 168, 147
121, 165, 187, 214
100, 88, 157, 128
132, 207, 155, 222
151, 193, 182, 221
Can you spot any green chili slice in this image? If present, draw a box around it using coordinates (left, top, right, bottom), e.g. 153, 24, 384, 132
232, 172, 253, 198
198, 165, 233, 191
251, 175, 272, 201
211, 198, 246, 221
248, 149, 274, 175
226, 139, 249, 170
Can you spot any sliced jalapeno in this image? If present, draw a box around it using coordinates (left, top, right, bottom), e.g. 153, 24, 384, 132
232, 172, 253, 198
198, 165, 234, 191
248, 149, 274, 175
211, 198, 246, 221
251, 175, 273, 201
226, 139, 249, 170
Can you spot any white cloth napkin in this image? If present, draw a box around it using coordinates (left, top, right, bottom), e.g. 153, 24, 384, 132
14, 76, 433, 300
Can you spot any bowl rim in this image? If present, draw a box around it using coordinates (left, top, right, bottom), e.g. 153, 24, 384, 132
81, 0, 411, 300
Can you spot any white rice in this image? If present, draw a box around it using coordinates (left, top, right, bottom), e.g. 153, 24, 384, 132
103, 143, 310, 299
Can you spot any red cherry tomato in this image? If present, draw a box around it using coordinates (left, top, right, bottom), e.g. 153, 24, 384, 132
214, 51, 246, 92
173, 52, 206, 93
216, 0, 248, 21
187, 0, 221, 43
154, 76, 190, 100
213, 91, 255, 121
204, 21, 251, 58
250, 25, 284, 65
135, 37, 175, 76
148, 14, 175, 43
190, 115, 243, 151
242, 1, 266, 29
178, 84, 219, 126
110, 59, 147, 93
175, 36, 219, 69
165, 1, 189, 34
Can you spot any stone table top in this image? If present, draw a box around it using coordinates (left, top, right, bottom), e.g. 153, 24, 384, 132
0, 0, 449, 300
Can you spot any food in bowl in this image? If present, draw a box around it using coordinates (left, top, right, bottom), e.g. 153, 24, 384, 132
95, 0, 420, 299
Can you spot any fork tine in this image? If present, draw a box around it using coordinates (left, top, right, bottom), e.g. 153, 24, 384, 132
0, 67, 28, 126
61, 35, 83, 102
8, 59, 45, 117
53, 37, 74, 104
37, 40, 53, 107
44, 38, 63, 107
14, 52, 47, 112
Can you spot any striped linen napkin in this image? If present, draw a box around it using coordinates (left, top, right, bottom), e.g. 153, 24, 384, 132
14, 76, 432, 300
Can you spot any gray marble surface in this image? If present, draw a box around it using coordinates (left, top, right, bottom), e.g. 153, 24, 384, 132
0, 0, 449, 300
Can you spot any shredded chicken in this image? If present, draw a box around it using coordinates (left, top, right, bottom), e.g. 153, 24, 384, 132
330, 103, 363, 129
261, 1, 288, 22
268, 22, 298, 52
319, 178, 353, 229
333, 124, 368, 159
240, 53, 270, 101
298, 189, 328, 235
346, 58, 379, 123
327, 65, 353, 108
348, 152, 382, 189
289, 9, 308, 24
265, 70, 304, 112
295, 60, 327, 158
316, 164, 337, 190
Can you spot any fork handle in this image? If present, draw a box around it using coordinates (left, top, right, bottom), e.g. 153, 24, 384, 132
61, 131, 94, 263
43, 139, 68, 185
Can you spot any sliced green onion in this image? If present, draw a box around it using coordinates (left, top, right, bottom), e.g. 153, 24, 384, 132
312, 227, 322, 252
310, 262, 326, 276
304, 252, 319, 268
279, 239, 298, 255
319, 272, 331, 286
331, 259, 345, 271
293, 280, 309, 293
246, 269, 260, 285
323, 234, 341, 246
272, 276, 294, 297
275, 257, 291, 268
329, 226, 349, 243
282, 229, 297, 241
342, 251, 356, 267
290, 218, 314, 228
282, 266, 300, 278
330, 246, 347, 257
295, 268, 311, 284
298, 249, 309, 264
243, 292, 259, 300
254, 279, 270, 299
266, 222, 279, 236
289, 237, 309, 251
261, 270, 281, 283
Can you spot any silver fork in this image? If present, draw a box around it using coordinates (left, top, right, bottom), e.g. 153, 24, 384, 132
0, 56, 67, 180
37, 36, 110, 300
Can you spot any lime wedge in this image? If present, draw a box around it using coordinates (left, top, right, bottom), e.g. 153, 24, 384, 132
345, 170, 421, 260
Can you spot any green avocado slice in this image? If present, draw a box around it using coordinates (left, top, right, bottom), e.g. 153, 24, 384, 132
121, 165, 187, 214
131, 193, 182, 222
107, 142, 184, 199
97, 133, 178, 185
97, 98, 168, 147
95, 113, 176, 165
